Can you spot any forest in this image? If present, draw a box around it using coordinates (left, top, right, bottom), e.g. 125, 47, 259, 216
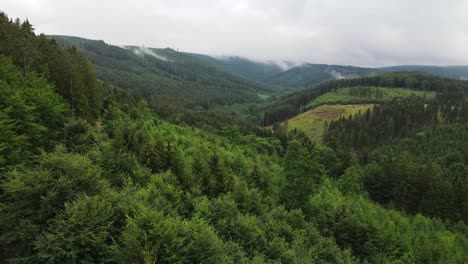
260, 72, 468, 126
50, 35, 278, 110
0, 13, 467, 263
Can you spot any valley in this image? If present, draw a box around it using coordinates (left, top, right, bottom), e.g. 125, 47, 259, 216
0, 10, 467, 264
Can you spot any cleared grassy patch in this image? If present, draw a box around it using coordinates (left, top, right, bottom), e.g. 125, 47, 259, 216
257, 93, 271, 100
307, 87, 435, 108
287, 104, 374, 142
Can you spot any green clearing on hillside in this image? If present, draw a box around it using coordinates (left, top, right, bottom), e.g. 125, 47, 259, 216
257, 93, 271, 99
287, 104, 374, 141
307, 86, 435, 108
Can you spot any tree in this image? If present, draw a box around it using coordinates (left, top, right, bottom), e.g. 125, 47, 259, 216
0, 148, 108, 260
35, 195, 116, 263
337, 165, 366, 196
281, 141, 325, 209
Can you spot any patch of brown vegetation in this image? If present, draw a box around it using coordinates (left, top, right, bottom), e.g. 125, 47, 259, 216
313, 109, 345, 120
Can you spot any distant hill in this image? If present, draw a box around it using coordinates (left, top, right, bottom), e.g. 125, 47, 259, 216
258, 71, 468, 125
243, 64, 468, 90
263, 64, 380, 89
281, 86, 435, 141
50, 35, 277, 109
191, 55, 288, 82
379, 65, 468, 80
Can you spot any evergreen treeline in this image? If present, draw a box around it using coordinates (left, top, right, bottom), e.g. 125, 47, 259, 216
264, 64, 377, 89
1, 14, 467, 263
364, 124, 468, 222
348, 86, 386, 98
51, 35, 276, 109
323, 96, 438, 149
324, 89, 467, 149
323, 89, 468, 222
0, 13, 100, 122
260, 72, 468, 125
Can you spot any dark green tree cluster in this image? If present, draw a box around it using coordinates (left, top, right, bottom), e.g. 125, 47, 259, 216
0, 13, 100, 121
0, 55, 69, 169
324, 89, 467, 149
363, 124, 468, 222
324, 95, 439, 149
306, 186, 467, 263
263, 64, 377, 89
51, 36, 276, 110
322, 89, 468, 222
348, 86, 385, 98
260, 72, 468, 125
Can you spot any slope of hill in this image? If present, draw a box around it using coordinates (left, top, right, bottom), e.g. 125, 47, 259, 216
0, 16, 100, 122
380, 65, 468, 80
264, 63, 379, 89
50, 35, 277, 109
307, 86, 435, 108
258, 64, 468, 90
277, 87, 435, 141
260, 71, 468, 126
191, 54, 287, 82
287, 104, 374, 141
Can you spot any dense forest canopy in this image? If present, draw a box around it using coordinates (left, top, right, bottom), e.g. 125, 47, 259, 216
263, 64, 379, 89
0, 14, 100, 122
258, 64, 468, 90
0, 13, 467, 263
190, 54, 286, 82
50, 35, 279, 110
260, 71, 468, 125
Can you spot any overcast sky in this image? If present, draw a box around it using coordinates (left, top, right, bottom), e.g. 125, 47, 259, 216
3, 0, 468, 67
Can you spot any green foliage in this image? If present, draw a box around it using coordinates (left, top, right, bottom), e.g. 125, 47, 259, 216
62, 118, 98, 153
35, 195, 116, 263
311, 144, 342, 177
51, 35, 276, 109
286, 104, 374, 142
264, 63, 377, 89
115, 206, 227, 263
193, 54, 284, 82
363, 124, 468, 222
337, 165, 366, 196
307, 186, 468, 263
324, 96, 440, 149
381, 65, 468, 80
261, 71, 468, 125
1, 13, 467, 264
281, 141, 325, 209
0, 55, 69, 169
0, 149, 109, 261
0, 14, 101, 121
308, 86, 435, 108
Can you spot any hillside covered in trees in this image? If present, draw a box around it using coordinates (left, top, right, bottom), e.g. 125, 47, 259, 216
190, 54, 288, 82
263, 64, 379, 89
260, 72, 468, 126
50, 35, 279, 110
257, 64, 468, 90
0, 13, 467, 263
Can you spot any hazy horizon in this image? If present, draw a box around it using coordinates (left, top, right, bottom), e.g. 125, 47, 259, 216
3, 0, 468, 67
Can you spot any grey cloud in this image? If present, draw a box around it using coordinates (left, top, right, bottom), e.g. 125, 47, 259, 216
2, 0, 468, 67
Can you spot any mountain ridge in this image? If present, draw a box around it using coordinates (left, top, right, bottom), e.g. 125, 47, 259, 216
49, 35, 280, 109
48, 35, 468, 92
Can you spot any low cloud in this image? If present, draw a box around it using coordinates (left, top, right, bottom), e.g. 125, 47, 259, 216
2, 0, 468, 67
125, 46, 170, 61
